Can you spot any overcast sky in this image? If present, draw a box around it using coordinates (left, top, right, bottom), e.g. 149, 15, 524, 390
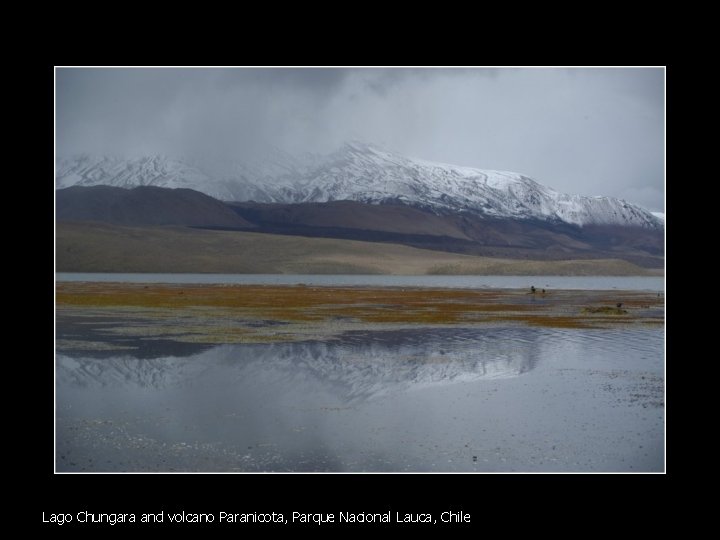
56, 67, 664, 211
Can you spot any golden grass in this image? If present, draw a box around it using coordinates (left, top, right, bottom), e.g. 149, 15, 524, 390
56, 282, 664, 338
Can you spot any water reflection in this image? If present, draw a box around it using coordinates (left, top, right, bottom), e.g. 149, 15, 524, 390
57, 328, 539, 403
56, 327, 664, 472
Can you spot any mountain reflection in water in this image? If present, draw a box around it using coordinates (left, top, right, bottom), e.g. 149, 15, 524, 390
56, 326, 664, 472
57, 328, 540, 403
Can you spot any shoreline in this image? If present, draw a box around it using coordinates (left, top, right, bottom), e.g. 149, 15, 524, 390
56, 282, 665, 472
56, 282, 665, 350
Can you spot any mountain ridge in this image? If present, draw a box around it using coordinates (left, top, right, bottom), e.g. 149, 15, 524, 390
57, 142, 663, 229
56, 185, 254, 228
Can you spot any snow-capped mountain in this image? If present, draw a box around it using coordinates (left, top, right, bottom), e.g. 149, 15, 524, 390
57, 142, 662, 229
57, 154, 251, 202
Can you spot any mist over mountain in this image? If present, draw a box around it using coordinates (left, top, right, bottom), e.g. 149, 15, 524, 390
57, 142, 662, 229
56, 142, 663, 270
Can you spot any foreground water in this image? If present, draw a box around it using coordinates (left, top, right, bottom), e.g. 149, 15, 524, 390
56, 273, 664, 291
56, 326, 664, 472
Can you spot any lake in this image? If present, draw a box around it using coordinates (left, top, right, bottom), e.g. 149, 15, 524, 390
56, 326, 664, 472
56, 273, 665, 291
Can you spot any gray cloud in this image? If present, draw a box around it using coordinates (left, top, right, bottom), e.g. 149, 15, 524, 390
56, 67, 664, 211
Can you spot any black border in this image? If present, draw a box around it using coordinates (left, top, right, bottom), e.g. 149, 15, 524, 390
41, 62, 674, 532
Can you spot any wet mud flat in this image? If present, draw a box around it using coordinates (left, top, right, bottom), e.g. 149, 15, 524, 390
56, 283, 664, 472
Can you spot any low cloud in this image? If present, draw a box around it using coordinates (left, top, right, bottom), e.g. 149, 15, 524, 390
56, 67, 664, 210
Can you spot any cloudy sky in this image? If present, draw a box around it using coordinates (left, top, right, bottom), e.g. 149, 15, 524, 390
56, 67, 664, 211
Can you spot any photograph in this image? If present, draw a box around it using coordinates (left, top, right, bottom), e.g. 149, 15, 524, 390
55, 66, 665, 473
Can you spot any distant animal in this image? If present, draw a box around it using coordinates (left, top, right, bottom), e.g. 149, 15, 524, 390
530, 286, 536, 294
616, 302, 623, 308
542, 289, 546, 294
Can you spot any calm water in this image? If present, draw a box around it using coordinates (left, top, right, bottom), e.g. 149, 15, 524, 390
56, 273, 665, 291
56, 327, 664, 472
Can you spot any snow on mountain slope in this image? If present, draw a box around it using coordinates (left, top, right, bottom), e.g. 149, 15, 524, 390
56, 143, 663, 229
56, 154, 233, 200
55, 154, 277, 202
